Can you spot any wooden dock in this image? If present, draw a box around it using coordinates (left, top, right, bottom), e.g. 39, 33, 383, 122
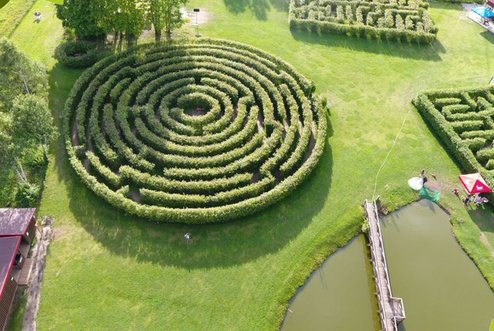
364, 199, 405, 331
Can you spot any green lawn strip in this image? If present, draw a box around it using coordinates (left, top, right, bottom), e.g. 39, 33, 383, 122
0, 0, 35, 38
4, 0, 494, 330
9, 0, 63, 69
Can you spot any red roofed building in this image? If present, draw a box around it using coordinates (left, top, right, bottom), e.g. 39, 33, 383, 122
0, 208, 36, 331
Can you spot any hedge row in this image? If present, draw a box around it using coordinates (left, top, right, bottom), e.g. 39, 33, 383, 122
413, 86, 494, 203
64, 39, 328, 224
289, 0, 437, 44
55, 41, 112, 68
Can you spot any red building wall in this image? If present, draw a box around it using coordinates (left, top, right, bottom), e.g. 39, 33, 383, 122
0, 271, 17, 331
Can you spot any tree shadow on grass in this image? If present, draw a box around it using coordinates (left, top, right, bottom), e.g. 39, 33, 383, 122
290, 29, 446, 62
467, 207, 494, 236
270, 0, 289, 12
429, 0, 465, 11
480, 30, 494, 44
223, 0, 271, 20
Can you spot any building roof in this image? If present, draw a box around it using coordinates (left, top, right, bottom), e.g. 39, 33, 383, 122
0, 208, 35, 237
0, 236, 20, 297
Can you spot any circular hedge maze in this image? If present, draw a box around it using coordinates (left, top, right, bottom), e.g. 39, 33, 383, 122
65, 39, 327, 224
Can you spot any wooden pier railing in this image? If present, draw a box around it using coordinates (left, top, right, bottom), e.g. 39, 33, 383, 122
364, 199, 406, 331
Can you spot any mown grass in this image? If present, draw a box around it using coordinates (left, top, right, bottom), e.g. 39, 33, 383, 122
0, 0, 35, 38
5, 0, 494, 329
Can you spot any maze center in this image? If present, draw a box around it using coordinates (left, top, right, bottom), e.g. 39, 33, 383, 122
177, 92, 214, 117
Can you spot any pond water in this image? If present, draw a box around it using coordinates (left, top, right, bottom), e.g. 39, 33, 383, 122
382, 200, 494, 331
282, 200, 494, 330
282, 235, 380, 331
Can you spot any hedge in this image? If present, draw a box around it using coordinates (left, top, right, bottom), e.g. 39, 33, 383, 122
289, 0, 437, 44
55, 41, 112, 68
64, 39, 328, 224
413, 85, 494, 203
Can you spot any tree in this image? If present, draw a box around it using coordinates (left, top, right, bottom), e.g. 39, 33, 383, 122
116, 0, 146, 46
56, 0, 107, 40
147, 0, 166, 42
0, 95, 56, 185
11, 94, 57, 159
0, 38, 52, 205
163, 0, 188, 40
146, 0, 188, 42
98, 0, 146, 49
0, 38, 47, 110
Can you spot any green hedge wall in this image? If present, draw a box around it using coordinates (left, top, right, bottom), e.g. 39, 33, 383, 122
289, 0, 437, 44
55, 41, 112, 68
413, 86, 494, 201
64, 39, 328, 224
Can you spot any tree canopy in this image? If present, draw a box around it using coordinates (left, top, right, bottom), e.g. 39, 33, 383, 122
0, 38, 47, 110
56, 0, 189, 44
11, 94, 56, 153
0, 38, 55, 188
147, 0, 188, 41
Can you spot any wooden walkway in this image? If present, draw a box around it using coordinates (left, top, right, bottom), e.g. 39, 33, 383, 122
364, 200, 405, 331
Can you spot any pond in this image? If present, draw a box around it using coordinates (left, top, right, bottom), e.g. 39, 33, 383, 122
382, 200, 494, 331
282, 200, 494, 330
281, 235, 380, 330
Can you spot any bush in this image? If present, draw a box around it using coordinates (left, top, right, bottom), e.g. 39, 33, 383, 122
64, 39, 328, 224
55, 41, 112, 68
288, 0, 437, 44
14, 182, 41, 207
413, 86, 494, 204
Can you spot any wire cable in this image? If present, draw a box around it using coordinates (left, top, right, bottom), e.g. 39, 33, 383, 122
372, 107, 413, 201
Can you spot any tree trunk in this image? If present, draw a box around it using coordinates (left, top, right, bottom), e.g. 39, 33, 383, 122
15, 159, 28, 184
118, 32, 124, 51
41, 144, 48, 163
16, 65, 31, 94
113, 31, 118, 49
127, 33, 137, 47
154, 28, 161, 43
165, 28, 172, 40
126, 33, 137, 47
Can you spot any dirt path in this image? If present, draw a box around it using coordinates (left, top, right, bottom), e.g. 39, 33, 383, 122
182, 8, 211, 25
22, 218, 53, 331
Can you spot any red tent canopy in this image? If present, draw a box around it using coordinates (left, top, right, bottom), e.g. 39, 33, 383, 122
458, 173, 491, 194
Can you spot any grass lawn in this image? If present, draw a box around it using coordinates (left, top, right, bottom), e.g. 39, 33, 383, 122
0, 0, 35, 38
4, 0, 494, 329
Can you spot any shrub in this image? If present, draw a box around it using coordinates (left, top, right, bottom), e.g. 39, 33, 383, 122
14, 182, 41, 207
64, 39, 327, 224
289, 0, 437, 44
55, 41, 112, 68
413, 86, 494, 204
